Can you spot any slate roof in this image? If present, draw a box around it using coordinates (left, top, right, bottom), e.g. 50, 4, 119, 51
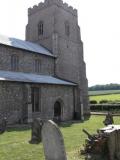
0, 70, 76, 86
0, 34, 54, 57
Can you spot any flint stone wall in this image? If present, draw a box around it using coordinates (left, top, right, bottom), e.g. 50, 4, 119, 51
0, 45, 55, 76
0, 81, 24, 124
0, 81, 74, 124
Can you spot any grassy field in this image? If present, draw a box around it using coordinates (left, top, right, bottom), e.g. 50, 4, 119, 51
0, 116, 120, 160
90, 94, 120, 103
89, 90, 120, 103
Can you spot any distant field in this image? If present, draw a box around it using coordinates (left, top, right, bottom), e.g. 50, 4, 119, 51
89, 90, 120, 96
89, 94, 120, 103
89, 90, 120, 103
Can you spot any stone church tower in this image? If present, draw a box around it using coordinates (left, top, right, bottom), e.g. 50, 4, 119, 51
26, 0, 89, 117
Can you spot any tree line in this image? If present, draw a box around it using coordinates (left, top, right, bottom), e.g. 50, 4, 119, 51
89, 83, 120, 91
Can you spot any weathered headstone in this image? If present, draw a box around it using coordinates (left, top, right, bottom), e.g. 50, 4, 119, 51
29, 118, 43, 144
42, 120, 67, 160
0, 117, 7, 134
103, 112, 114, 126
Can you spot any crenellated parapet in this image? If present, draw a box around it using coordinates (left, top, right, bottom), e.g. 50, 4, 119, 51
28, 0, 77, 16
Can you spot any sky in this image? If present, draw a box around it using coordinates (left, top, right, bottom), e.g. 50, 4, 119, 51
0, 0, 120, 86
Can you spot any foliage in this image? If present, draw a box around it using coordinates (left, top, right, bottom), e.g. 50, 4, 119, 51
0, 116, 120, 160
90, 104, 120, 112
89, 90, 120, 96
89, 83, 120, 91
89, 91, 120, 111
90, 100, 97, 104
99, 100, 108, 104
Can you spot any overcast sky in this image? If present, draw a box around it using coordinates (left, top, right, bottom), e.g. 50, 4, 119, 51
0, 0, 120, 86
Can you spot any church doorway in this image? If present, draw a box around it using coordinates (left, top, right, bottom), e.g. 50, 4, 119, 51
54, 101, 62, 121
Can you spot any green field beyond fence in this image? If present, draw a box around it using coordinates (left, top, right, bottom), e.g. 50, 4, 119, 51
90, 94, 120, 103
89, 90, 120, 103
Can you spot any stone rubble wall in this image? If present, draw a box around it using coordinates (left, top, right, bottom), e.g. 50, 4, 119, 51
0, 45, 55, 76
0, 81, 74, 124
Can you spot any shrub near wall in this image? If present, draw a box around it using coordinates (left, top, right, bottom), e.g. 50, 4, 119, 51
99, 100, 108, 104
90, 104, 120, 112
90, 100, 97, 104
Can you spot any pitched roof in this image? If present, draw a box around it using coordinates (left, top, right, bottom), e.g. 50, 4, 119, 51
0, 70, 76, 86
0, 34, 54, 57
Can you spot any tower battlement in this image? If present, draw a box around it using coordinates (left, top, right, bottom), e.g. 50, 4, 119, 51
28, 0, 77, 16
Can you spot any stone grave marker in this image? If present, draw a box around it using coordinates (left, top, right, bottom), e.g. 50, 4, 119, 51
42, 120, 67, 160
103, 112, 114, 126
29, 118, 43, 144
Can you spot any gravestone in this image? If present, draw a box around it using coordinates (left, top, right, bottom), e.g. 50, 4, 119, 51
29, 118, 43, 144
42, 120, 67, 160
103, 112, 114, 126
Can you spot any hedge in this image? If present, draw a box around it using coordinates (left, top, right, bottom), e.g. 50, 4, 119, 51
90, 104, 120, 111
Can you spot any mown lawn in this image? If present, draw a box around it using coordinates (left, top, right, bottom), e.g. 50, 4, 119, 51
0, 116, 120, 160
90, 94, 120, 103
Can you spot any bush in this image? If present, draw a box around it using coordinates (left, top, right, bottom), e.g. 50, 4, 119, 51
90, 100, 97, 104
90, 104, 120, 112
99, 100, 108, 104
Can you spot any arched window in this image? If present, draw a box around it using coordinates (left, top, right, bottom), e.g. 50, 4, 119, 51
35, 59, 41, 73
11, 55, 19, 71
38, 21, 44, 35
65, 21, 70, 36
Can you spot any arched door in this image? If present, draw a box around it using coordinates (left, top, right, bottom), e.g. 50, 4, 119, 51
54, 101, 62, 121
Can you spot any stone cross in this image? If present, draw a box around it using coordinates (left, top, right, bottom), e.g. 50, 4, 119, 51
42, 120, 67, 160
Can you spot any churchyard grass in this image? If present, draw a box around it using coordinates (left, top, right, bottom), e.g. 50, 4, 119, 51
0, 115, 120, 160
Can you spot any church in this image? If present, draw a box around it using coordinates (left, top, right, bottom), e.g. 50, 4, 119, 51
0, 0, 89, 124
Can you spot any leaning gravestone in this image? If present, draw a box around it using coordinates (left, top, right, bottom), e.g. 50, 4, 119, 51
29, 118, 43, 144
42, 120, 67, 160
